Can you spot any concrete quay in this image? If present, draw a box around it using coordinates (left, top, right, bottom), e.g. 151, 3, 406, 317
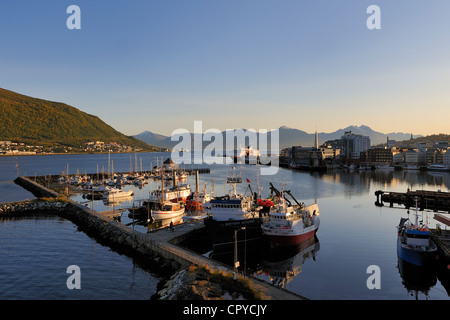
8, 176, 306, 300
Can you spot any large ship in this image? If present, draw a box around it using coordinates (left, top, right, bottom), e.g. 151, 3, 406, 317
261, 185, 320, 247
203, 168, 262, 252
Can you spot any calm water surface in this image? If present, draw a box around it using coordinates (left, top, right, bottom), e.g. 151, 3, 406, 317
1, 152, 449, 300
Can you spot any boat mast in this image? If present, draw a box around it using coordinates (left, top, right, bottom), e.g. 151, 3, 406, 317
414, 196, 419, 228
161, 161, 164, 203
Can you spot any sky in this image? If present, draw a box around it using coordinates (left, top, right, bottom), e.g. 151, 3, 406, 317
1, 0, 450, 137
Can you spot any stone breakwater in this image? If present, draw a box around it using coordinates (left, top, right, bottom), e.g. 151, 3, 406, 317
1, 197, 182, 279
4, 177, 185, 279
0, 199, 69, 215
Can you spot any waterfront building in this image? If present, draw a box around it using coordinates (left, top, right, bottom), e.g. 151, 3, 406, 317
360, 147, 393, 166
443, 150, 450, 168
426, 147, 447, 166
405, 149, 426, 166
340, 131, 370, 162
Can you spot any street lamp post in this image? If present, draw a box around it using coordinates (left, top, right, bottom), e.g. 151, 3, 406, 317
234, 227, 246, 275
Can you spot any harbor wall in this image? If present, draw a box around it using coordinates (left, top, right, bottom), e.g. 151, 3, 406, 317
6, 177, 191, 275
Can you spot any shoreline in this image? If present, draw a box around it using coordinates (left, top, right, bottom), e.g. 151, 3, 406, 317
0, 150, 164, 157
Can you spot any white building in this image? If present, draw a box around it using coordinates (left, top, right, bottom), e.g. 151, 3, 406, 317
444, 150, 450, 168
340, 131, 371, 160
405, 149, 426, 165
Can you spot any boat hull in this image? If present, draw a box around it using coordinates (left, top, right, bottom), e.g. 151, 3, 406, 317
203, 217, 263, 253
151, 208, 185, 220
264, 227, 318, 247
397, 236, 437, 267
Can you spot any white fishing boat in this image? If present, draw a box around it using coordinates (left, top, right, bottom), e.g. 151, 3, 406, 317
151, 165, 185, 220
262, 186, 320, 247
203, 168, 261, 251
151, 201, 185, 220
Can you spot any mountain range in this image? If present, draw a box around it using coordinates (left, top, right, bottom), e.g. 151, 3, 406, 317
134, 125, 417, 150
0, 87, 420, 152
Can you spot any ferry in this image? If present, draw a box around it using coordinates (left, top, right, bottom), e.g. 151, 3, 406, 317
261, 188, 320, 247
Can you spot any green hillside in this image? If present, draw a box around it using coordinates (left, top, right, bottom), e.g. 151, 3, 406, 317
0, 88, 157, 150
400, 134, 450, 148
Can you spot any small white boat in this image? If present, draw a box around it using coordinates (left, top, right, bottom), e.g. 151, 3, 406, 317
102, 188, 134, 201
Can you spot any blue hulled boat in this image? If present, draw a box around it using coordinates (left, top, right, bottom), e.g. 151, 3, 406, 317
397, 201, 438, 267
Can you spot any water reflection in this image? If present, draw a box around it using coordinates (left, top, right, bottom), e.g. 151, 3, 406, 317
255, 236, 320, 289
397, 257, 437, 300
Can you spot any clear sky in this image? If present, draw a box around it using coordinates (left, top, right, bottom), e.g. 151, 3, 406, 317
1, 0, 450, 137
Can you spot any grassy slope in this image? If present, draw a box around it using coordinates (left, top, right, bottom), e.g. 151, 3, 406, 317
0, 88, 155, 150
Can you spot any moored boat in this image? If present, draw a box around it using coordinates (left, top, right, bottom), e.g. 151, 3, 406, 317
427, 164, 449, 172
203, 168, 261, 252
183, 172, 211, 222
102, 188, 134, 201
151, 201, 185, 220
262, 186, 320, 247
397, 199, 437, 267
150, 165, 185, 221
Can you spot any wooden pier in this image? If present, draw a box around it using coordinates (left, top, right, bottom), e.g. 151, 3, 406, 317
375, 189, 450, 213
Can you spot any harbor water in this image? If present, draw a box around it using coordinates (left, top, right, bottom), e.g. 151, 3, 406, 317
1, 152, 449, 300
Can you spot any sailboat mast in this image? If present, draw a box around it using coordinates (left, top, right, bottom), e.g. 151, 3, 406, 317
161, 162, 164, 203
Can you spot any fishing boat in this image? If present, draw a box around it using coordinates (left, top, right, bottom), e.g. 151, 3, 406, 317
102, 188, 134, 201
203, 168, 262, 252
397, 198, 437, 267
183, 171, 211, 222
148, 171, 191, 203
150, 165, 185, 220
261, 185, 320, 247
151, 201, 185, 220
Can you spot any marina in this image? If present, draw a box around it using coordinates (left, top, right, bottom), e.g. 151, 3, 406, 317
7, 175, 305, 300
1, 152, 450, 300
